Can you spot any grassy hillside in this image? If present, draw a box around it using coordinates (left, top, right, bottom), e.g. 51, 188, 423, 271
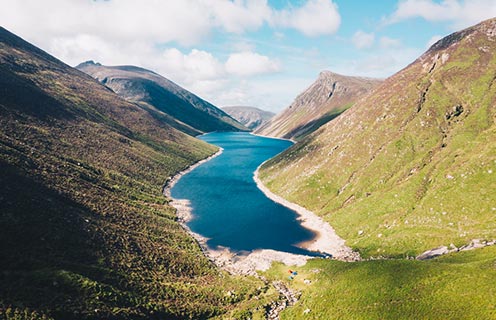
0, 27, 270, 319
256, 72, 381, 140
265, 245, 496, 319
77, 62, 247, 135
260, 19, 496, 258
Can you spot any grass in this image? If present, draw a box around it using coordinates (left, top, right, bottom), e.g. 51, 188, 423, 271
263, 246, 496, 319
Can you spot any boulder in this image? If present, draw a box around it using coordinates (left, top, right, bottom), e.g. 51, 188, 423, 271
416, 246, 449, 260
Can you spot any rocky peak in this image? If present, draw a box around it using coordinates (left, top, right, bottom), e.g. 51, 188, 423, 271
75, 60, 101, 68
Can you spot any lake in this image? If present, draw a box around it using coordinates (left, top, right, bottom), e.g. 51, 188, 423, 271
171, 132, 318, 256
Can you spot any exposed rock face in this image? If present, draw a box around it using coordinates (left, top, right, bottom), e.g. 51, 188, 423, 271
77, 61, 247, 135
417, 239, 496, 260
416, 246, 449, 260
256, 71, 382, 140
259, 18, 496, 257
222, 106, 275, 130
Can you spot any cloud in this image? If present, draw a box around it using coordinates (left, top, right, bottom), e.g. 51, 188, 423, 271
225, 51, 281, 76
332, 46, 422, 79
1, 0, 214, 46
380, 36, 401, 48
352, 30, 375, 49
0, 0, 342, 50
206, 0, 272, 33
0, 0, 342, 113
387, 0, 496, 28
273, 0, 341, 36
214, 77, 314, 112
161, 48, 225, 81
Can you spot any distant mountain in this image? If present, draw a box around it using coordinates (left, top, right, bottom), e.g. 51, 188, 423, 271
77, 61, 247, 135
0, 27, 264, 318
259, 18, 496, 258
222, 106, 275, 130
256, 71, 381, 140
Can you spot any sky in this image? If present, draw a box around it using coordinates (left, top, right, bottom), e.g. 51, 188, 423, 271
2, 0, 496, 112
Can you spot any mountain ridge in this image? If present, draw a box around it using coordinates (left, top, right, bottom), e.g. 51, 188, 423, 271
77, 61, 247, 135
222, 106, 275, 130
256, 71, 382, 140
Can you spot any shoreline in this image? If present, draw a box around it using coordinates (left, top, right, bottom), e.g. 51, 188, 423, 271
163, 134, 358, 277
163, 144, 316, 275
253, 162, 360, 262
250, 132, 296, 143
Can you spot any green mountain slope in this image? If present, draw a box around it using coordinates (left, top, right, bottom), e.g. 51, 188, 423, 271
266, 245, 496, 319
259, 18, 496, 258
77, 61, 247, 135
0, 27, 268, 319
255, 71, 381, 140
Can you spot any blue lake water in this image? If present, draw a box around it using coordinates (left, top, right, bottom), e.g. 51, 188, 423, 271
171, 132, 319, 256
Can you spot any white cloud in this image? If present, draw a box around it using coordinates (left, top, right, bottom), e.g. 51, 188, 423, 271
161, 48, 225, 81
352, 31, 375, 49
214, 77, 314, 112
387, 0, 496, 28
225, 51, 281, 76
380, 36, 401, 48
273, 0, 341, 36
206, 0, 272, 33
330, 46, 422, 79
0, 0, 343, 113
1, 0, 214, 46
0, 0, 342, 51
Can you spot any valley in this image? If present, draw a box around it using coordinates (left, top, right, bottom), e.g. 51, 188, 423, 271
1, 6, 495, 320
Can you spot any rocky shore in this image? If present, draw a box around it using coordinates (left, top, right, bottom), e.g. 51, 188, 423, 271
253, 163, 360, 262
163, 141, 361, 277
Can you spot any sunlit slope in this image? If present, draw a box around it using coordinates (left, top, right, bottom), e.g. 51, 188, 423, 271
265, 245, 496, 319
260, 18, 496, 258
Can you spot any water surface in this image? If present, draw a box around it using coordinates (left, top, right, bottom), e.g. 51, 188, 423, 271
171, 132, 317, 256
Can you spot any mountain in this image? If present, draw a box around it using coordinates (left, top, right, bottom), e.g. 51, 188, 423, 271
0, 27, 267, 318
222, 106, 275, 130
256, 71, 381, 140
77, 61, 247, 135
259, 18, 496, 258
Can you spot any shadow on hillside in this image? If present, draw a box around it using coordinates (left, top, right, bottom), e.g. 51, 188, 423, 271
284, 109, 346, 140
0, 65, 74, 121
0, 162, 128, 318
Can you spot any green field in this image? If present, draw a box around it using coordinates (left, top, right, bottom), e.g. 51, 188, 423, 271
264, 246, 496, 319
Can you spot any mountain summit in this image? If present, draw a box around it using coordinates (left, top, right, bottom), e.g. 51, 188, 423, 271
77, 61, 247, 135
256, 71, 381, 140
222, 106, 275, 130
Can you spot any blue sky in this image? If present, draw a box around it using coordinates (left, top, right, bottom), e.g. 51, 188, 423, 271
2, 0, 496, 112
